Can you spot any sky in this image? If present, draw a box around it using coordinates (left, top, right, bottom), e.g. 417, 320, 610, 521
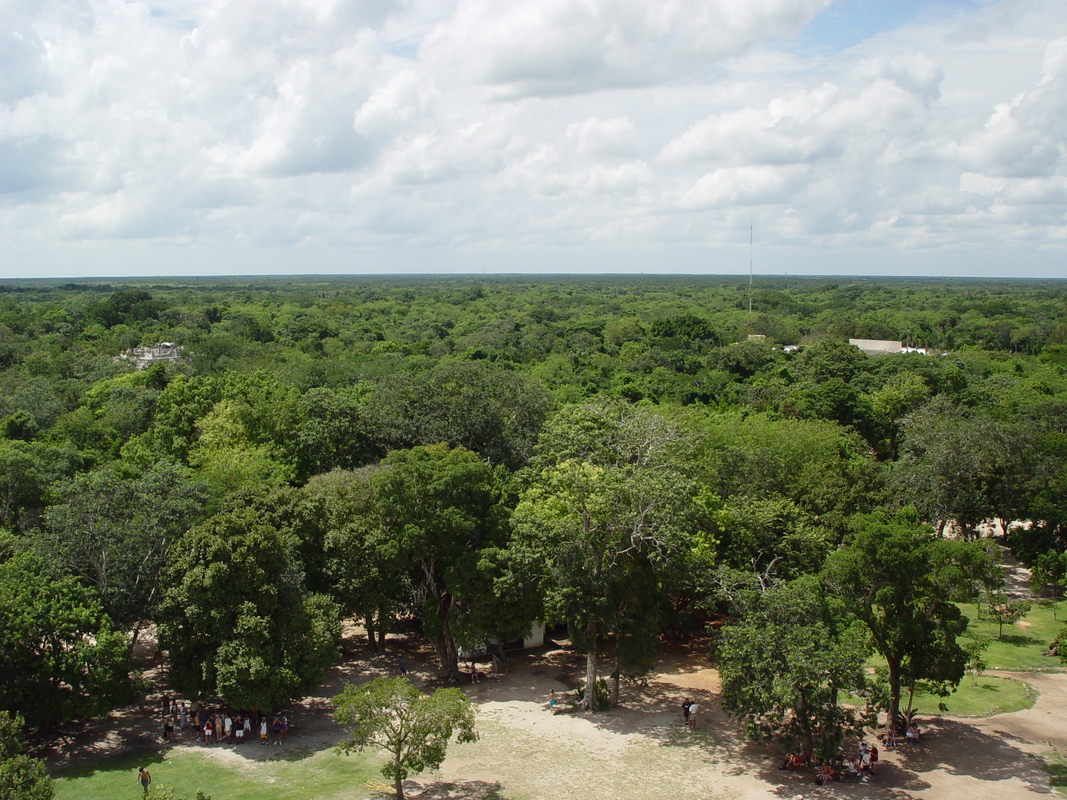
1, 0, 1066, 279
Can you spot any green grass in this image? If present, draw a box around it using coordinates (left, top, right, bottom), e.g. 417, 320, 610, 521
958, 599, 1067, 671
52, 744, 382, 800
856, 600, 1065, 718
908, 674, 1037, 717
1045, 749, 1067, 798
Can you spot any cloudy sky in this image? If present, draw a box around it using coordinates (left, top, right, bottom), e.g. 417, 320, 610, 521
2, 0, 1066, 279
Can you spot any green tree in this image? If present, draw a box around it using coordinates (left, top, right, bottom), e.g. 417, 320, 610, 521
365, 361, 553, 469
40, 461, 208, 634
869, 369, 930, 459
0, 440, 75, 530
333, 676, 477, 800
156, 508, 340, 710
822, 508, 999, 732
0, 545, 129, 728
513, 402, 695, 711
292, 387, 379, 481
372, 445, 509, 680
717, 575, 869, 761
893, 398, 996, 537
448, 546, 543, 669
307, 467, 406, 651
0, 711, 54, 800
979, 590, 1031, 639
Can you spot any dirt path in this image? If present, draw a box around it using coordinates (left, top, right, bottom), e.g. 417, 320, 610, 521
434, 644, 1065, 800
39, 629, 1067, 799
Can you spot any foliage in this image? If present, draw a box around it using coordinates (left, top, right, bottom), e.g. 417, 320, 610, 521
4, 274, 1067, 734
0, 547, 129, 728
333, 677, 477, 800
40, 460, 209, 630
156, 508, 340, 710
0, 711, 54, 800
979, 591, 1031, 640
513, 401, 697, 710
717, 575, 869, 760
371, 445, 510, 679
823, 508, 1000, 732
307, 467, 405, 650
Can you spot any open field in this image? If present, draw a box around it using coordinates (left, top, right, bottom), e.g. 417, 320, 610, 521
42, 622, 1067, 800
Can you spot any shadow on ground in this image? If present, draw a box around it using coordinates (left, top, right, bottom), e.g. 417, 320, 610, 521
415, 779, 509, 799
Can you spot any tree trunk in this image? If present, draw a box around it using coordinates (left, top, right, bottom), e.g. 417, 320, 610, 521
793, 688, 813, 761
394, 772, 404, 800
431, 593, 460, 680
887, 657, 902, 734
365, 615, 378, 652
582, 620, 598, 711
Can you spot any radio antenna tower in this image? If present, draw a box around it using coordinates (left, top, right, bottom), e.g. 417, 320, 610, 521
747, 226, 753, 336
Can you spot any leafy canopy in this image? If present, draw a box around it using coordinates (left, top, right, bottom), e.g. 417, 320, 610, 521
334, 676, 477, 800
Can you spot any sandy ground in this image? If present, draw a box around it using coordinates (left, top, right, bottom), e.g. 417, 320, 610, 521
36, 621, 1067, 800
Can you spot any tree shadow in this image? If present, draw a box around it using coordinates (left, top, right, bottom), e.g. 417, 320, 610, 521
994, 632, 1044, 647
414, 779, 509, 799
890, 718, 1050, 792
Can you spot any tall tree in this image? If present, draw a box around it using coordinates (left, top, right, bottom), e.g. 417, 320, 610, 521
0, 711, 54, 800
717, 575, 869, 761
0, 543, 129, 729
41, 460, 208, 635
371, 445, 509, 680
365, 361, 553, 469
308, 467, 407, 651
156, 508, 339, 710
512, 402, 695, 711
822, 508, 999, 731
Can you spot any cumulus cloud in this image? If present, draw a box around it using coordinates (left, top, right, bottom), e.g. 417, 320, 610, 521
420, 0, 834, 97
0, 0, 1066, 274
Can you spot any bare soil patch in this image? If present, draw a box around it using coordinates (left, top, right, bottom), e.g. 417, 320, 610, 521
37, 626, 1067, 799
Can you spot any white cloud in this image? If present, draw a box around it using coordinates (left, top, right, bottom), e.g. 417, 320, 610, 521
0, 0, 1066, 276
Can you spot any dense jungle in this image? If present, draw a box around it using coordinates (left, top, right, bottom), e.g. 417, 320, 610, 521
2, 274, 1067, 791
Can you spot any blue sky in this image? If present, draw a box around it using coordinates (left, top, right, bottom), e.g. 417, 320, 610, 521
796, 0, 975, 52
1, 0, 1065, 279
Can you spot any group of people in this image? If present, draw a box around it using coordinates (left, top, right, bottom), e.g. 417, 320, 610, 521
881, 721, 921, 748
681, 698, 698, 728
157, 694, 289, 747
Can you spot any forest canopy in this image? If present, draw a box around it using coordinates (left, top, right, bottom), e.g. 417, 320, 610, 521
1, 274, 1064, 740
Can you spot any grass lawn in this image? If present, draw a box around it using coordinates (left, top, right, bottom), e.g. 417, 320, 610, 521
858, 600, 1065, 718
958, 599, 1067, 671
51, 744, 382, 800
908, 674, 1037, 718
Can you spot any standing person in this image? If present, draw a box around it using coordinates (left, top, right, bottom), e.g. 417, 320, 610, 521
281, 713, 289, 740
137, 766, 151, 794
397, 657, 406, 676
178, 702, 187, 731
682, 698, 692, 726
687, 700, 698, 729
272, 716, 282, 746
259, 717, 268, 745
224, 713, 233, 743
234, 715, 245, 744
